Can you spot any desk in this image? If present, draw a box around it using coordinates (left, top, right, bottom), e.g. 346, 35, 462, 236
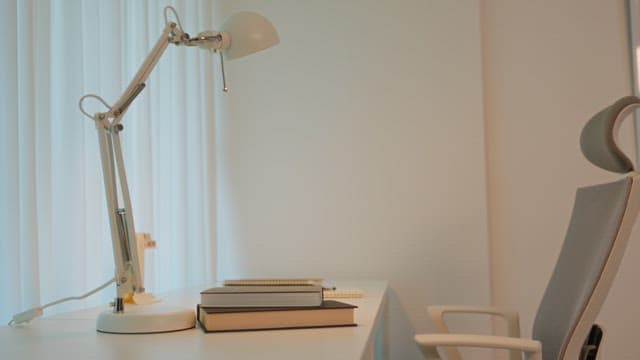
0, 280, 387, 360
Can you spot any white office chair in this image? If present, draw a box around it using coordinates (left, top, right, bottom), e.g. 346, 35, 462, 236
414, 96, 640, 360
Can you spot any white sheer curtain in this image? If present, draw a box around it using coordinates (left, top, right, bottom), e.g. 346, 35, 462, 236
0, 0, 217, 322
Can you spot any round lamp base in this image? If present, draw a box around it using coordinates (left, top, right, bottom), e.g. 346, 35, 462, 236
96, 303, 195, 334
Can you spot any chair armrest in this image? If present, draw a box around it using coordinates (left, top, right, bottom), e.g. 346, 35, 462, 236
428, 305, 520, 337
414, 333, 541, 360
426, 305, 521, 360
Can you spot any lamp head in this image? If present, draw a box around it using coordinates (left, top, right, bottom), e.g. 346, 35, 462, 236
220, 11, 279, 60
194, 12, 279, 60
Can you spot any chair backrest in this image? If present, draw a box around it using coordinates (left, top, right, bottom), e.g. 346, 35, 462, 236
531, 96, 640, 360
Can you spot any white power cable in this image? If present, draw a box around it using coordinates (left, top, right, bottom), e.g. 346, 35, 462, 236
8, 277, 116, 326
163, 6, 184, 32
78, 94, 112, 120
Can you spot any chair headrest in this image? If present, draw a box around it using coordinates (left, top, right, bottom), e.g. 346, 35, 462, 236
580, 96, 640, 173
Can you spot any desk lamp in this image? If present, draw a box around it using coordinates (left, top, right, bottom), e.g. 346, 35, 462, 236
78, 6, 278, 334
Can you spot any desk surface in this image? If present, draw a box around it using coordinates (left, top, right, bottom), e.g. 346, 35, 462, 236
0, 280, 387, 360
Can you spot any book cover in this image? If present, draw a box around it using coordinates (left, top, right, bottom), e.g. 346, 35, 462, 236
223, 278, 324, 287
200, 285, 323, 307
197, 300, 357, 333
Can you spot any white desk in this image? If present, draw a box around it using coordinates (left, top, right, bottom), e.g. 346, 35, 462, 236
0, 280, 387, 360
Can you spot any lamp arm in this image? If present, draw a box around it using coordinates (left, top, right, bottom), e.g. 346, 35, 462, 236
108, 23, 229, 125
88, 113, 145, 312
92, 17, 226, 310
109, 22, 182, 125
91, 20, 186, 310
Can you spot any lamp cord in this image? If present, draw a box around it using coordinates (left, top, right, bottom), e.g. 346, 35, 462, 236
163, 6, 184, 32
78, 94, 112, 120
8, 277, 116, 326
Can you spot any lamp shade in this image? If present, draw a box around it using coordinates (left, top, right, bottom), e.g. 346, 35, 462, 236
221, 11, 279, 60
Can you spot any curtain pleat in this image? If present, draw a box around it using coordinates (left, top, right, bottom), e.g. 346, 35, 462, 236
0, 0, 217, 322
1, 0, 21, 315
17, 0, 40, 313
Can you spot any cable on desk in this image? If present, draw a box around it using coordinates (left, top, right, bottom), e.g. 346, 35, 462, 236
8, 277, 116, 326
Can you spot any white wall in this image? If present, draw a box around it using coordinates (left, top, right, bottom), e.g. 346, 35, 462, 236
215, 1, 491, 358
482, 0, 640, 358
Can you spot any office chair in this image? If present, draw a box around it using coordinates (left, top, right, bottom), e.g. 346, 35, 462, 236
415, 96, 640, 360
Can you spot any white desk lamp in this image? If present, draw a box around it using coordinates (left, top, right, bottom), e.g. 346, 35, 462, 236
78, 6, 278, 334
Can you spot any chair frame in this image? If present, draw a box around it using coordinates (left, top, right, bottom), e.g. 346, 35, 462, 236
416, 172, 640, 359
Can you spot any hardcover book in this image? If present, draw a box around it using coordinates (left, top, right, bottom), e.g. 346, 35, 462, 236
197, 300, 357, 332
200, 285, 323, 307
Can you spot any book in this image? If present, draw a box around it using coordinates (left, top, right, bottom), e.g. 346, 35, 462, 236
197, 300, 357, 332
200, 285, 323, 307
223, 278, 324, 287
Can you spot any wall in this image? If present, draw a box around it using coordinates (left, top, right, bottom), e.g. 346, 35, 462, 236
214, 1, 491, 358
481, 0, 640, 358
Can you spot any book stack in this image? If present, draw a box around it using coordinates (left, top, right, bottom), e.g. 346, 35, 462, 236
197, 279, 357, 332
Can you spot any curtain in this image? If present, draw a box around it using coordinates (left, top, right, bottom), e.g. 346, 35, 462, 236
0, 0, 217, 322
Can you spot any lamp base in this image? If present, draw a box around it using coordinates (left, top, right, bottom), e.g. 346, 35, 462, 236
96, 302, 196, 334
